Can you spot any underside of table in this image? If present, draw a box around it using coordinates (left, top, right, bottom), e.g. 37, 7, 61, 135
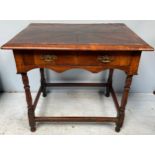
21, 68, 132, 132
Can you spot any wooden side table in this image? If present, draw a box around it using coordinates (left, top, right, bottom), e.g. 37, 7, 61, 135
1, 23, 154, 132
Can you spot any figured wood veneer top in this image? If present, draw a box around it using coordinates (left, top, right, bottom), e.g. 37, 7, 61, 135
1, 23, 154, 51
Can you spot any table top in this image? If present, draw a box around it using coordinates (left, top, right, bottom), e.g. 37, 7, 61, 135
1, 23, 154, 51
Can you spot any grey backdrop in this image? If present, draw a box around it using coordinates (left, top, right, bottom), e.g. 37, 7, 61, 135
0, 20, 155, 93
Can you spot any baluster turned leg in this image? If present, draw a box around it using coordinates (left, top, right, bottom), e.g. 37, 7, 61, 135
21, 73, 36, 132
105, 69, 114, 97
40, 68, 47, 97
115, 75, 133, 132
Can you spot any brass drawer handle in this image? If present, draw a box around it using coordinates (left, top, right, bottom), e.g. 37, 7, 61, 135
98, 56, 113, 63
41, 55, 57, 62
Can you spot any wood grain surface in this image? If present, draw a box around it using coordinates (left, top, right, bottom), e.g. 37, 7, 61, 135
1, 23, 154, 51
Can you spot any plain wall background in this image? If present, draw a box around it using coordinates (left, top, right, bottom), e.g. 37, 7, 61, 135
0, 20, 155, 93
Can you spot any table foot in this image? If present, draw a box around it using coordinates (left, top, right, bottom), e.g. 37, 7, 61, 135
30, 127, 36, 132
115, 126, 121, 132
43, 93, 47, 97
105, 93, 110, 97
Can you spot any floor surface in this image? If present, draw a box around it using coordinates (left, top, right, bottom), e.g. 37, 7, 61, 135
0, 91, 155, 135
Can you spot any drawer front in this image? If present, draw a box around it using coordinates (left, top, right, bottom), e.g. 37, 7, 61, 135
34, 52, 78, 65
77, 53, 131, 66
22, 51, 132, 67
13, 50, 141, 74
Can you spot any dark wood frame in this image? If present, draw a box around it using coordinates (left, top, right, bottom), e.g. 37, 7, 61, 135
21, 68, 132, 132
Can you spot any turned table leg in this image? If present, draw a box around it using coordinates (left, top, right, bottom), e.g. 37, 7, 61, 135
21, 73, 36, 132
105, 69, 114, 97
115, 74, 133, 132
40, 68, 47, 97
